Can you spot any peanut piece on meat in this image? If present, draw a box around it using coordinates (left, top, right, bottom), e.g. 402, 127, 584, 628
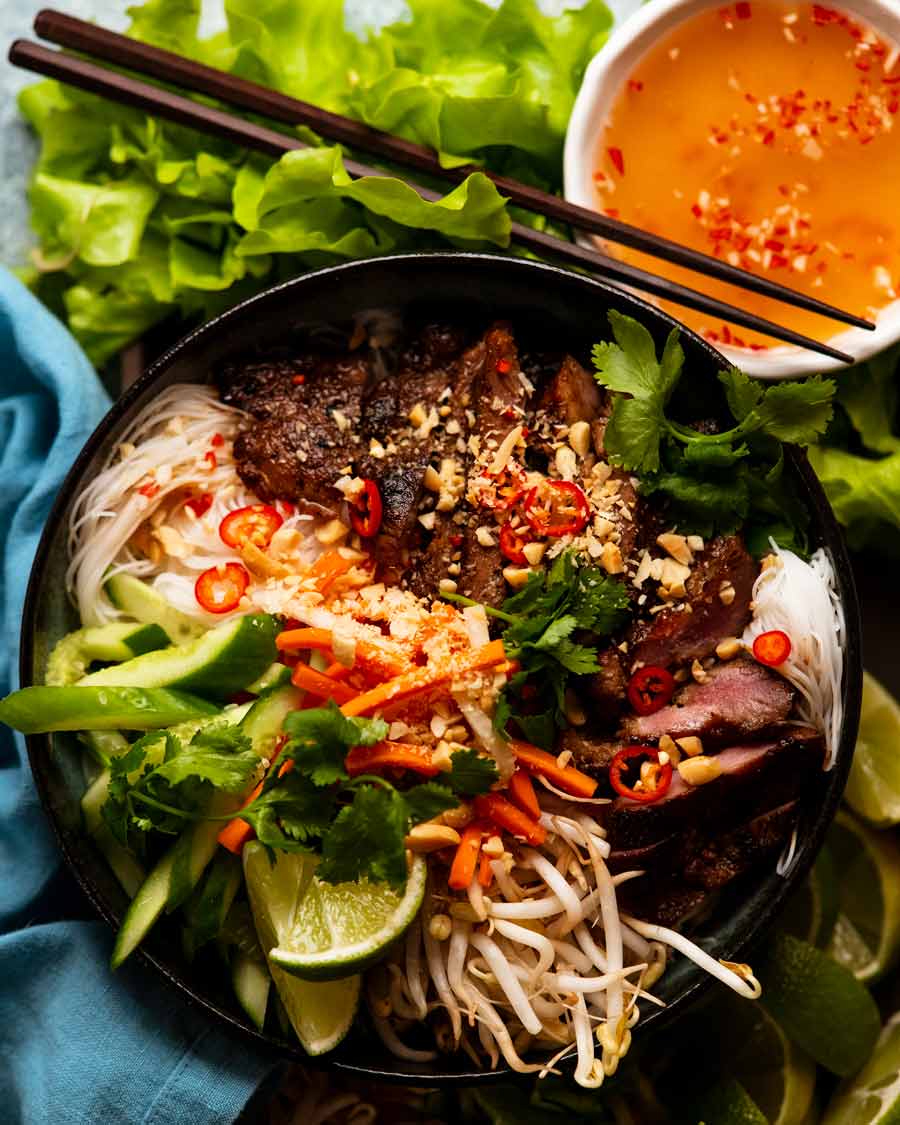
676, 735, 703, 757
715, 637, 743, 660
568, 420, 591, 457
503, 565, 535, 588
657, 532, 693, 566
677, 756, 722, 786
315, 518, 349, 545
522, 541, 547, 566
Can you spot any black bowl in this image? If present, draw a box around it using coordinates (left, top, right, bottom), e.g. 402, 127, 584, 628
20, 252, 862, 1083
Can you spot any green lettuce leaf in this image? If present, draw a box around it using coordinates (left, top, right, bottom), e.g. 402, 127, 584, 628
19, 0, 612, 364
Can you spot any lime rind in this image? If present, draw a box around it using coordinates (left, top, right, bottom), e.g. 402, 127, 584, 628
826, 809, 900, 984
823, 1011, 900, 1124
844, 671, 900, 827
270, 853, 428, 981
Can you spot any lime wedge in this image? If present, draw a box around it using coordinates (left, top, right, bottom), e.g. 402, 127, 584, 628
270, 852, 427, 981
688, 1079, 768, 1125
844, 671, 900, 827
823, 1011, 900, 1125
780, 843, 839, 949
243, 843, 359, 1055
759, 931, 880, 1077
708, 996, 817, 1125
825, 809, 900, 984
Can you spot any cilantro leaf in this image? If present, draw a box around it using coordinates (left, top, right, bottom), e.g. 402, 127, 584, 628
592, 315, 684, 473
530, 614, 577, 651
752, 378, 835, 444
283, 702, 388, 786
319, 786, 408, 889
549, 638, 601, 675
445, 749, 498, 796
719, 367, 763, 421
404, 783, 459, 827
151, 728, 258, 793
569, 566, 632, 633
240, 770, 335, 852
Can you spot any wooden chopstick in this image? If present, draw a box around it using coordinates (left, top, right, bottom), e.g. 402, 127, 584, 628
8, 38, 855, 364
33, 8, 874, 337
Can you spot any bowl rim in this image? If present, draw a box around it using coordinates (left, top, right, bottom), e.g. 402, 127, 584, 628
562, 0, 900, 380
19, 250, 863, 1083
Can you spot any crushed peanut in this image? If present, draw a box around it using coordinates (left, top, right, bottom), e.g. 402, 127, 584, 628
677, 756, 722, 786
676, 735, 703, 757
657, 532, 693, 566
715, 636, 743, 660
405, 824, 461, 852
315, 518, 350, 545
568, 420, 591, 456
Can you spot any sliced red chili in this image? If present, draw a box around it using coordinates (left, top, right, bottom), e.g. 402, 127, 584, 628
185, 492, 213, 518
752, 630, 791, 667
523, 480, 590, 538
627, 665, 676, 716
195, 562, 249, 614
220, 504, 284, 550
499, 521, 529, 565
609, 746, 673, 804
349, 478, 383, 538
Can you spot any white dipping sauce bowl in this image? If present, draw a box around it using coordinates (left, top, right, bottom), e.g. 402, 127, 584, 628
563, 0, 900, 378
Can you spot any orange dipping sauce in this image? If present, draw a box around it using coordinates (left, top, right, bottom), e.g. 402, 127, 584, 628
596, 2, 900, 349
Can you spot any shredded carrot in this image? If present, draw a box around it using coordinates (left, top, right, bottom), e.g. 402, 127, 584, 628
345, 740, 440, 778
478, 849, 494, 888
307, 549, 355, 594
276, 625, 406, 679
449, 822, 486, 890
508, 767, 541, 820
324, 661, 352, 681
291, 662, 358, 705
474, 793, 546, 846
510, 739, 598, 799
218, 759, 294, 854
340, 639, 507, 717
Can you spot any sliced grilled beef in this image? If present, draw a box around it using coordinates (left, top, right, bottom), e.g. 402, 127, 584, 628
621, 656, 793, 745
457, 324, 530, 607
557, 728, 621, 776
581, 646, 628, 725
602, 725, 824, 850
629, 534, 759, 667
537, 354, 603, 429
220, 352, 370, 509
616, 801, 799, 924
359, 325, 470, 584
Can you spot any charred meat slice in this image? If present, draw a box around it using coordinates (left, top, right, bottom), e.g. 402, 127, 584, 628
621, 656, 793, 745
220, 353, 370, 509
537, 354, 603, 429
579, 646, 628, 725
556, 728, 621, 777
359, 324, 471, 584
629, 534, 759, 667
616, 801, 799, 924
602, 725, 824, 850
457, 324, 530, 608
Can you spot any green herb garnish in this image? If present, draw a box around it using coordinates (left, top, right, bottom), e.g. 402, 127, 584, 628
592, 311, 835, 546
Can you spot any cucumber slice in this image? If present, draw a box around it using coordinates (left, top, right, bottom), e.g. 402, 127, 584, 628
246, 663, 291, 696
106, 573, 206, 643
112, 810, 232, 969
46, 623, 171, 686
79, 729, 129, 766
93, 827, 147, 899
109, 687, 293, 967
78, 614, 279, 701
182, 852, 243, 957
241, 683, 302, 759
0, 685, 218, 733
232, 952, 271, 1031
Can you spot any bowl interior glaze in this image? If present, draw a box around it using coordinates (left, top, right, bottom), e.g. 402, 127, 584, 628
21, 252, 862, 1082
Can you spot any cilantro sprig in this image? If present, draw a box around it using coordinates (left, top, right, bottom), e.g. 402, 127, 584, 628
450, 553, 630, 750
103, 703, 498, 891
592, 311, 835, 545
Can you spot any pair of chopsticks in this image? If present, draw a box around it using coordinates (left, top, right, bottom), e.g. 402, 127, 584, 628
10, 10, 871, 364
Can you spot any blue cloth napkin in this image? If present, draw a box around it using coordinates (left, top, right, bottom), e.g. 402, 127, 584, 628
0, 269, 277, 1125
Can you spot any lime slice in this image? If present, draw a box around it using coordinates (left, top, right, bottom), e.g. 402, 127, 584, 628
780, 843, 839, 948
243, 843, 360, 1055
844, 671, 900, 827
688, 1079, 768, 1125
823, 1011, 900, 1125
825, 809, 900, 984
270, 852, 427, 981
759, 931, 880, 1077
709, 997, 817, 1125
